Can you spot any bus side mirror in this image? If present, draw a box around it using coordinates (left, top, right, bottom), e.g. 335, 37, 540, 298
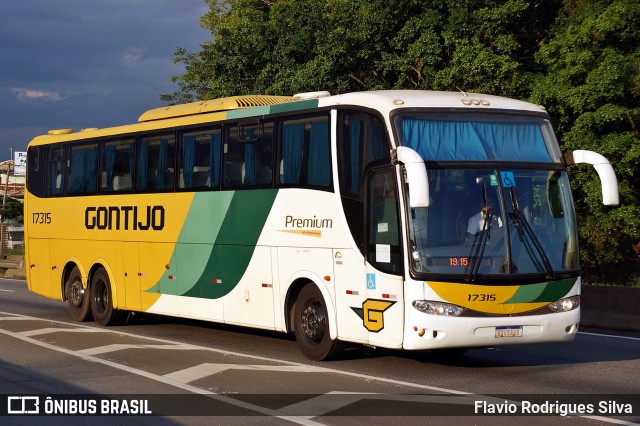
565, 150, 620, 206
393, 147, 429, 208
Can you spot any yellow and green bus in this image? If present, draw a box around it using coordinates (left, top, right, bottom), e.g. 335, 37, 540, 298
25, 90, 619, 360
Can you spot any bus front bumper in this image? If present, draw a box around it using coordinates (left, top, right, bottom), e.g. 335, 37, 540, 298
402, 308, 580, 350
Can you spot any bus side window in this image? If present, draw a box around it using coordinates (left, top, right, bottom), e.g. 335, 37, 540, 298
224, 124, 243, 186
339, 112, 390, 199
179, 128, 222, 189
48, 147, 65, 196
26, 146, 46, 198
68, 143, 98, 194
102, 139, 134, 192
338, 111, 391, 254
224, 121, 274, 187
136, 134, 176, 192
278, 114, 331, 188
366, 167, 401, 274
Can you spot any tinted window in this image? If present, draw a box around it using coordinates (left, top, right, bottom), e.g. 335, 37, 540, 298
136, 133, 176, 191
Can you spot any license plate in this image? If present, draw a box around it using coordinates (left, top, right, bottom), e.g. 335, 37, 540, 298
495, 326, 523, 338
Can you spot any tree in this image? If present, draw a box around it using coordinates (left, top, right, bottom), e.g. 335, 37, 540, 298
1, 197, 23, 222
530, 0, 640, 283
161, 0, 560, 102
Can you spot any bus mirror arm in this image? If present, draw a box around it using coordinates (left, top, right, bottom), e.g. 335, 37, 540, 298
565, 150, 620, 206
393, 147, 429, 208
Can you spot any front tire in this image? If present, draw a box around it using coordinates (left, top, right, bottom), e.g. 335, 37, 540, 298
293, 284, 344, 361
65, 266, 92, 322
90, 268, 128, 326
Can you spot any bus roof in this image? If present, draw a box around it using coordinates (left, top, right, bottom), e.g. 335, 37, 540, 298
138, 95, 295, 122
319, 90, 547, 115
28, 90, 548, 146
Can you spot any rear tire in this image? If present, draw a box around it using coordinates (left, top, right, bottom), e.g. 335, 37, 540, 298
90, 268, 128, 326
293, 284, 344, 361
65, 266, 92, 322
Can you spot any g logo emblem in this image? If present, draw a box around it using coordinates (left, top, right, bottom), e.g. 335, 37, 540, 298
351, 299, 396, 332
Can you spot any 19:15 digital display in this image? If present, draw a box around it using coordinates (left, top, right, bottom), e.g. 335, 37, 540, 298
449, 257, 469, 267
424, 256, 492, 268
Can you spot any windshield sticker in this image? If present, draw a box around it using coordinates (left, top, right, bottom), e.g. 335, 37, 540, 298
500, 171, 516, 188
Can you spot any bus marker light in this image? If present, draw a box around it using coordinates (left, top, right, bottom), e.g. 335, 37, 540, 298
418, 328, 426, 337
51, 266, 57, 270
261, 283, 272, 288
165, 264, 170, 269
168, 275, 175, 280
346, 290, 359, 295
324, 275, 331, 281
212, 279, 222, 284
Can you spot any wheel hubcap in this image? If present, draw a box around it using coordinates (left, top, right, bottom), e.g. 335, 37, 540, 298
301, 300, 326, 345
70, 280, 84, 308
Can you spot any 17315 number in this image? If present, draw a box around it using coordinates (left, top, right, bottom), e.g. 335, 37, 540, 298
468, 294, 496, 302
32, 212, 52, 224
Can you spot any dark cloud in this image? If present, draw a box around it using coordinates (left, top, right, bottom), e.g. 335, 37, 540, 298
0, 0, 209, 155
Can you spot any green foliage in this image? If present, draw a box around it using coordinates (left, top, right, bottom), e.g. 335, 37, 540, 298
1, 198, 23, 222
531, 0, 640, 282
163, 0, 640, 284
161, 0, 561, 100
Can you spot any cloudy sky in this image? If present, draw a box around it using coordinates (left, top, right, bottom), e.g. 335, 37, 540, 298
0, 0, 210, 159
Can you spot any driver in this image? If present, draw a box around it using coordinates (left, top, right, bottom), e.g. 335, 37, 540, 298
466, 196, 503, 238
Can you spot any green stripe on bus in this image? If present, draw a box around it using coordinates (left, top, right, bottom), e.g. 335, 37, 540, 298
226, 99, 319, 119
504, 278, 576, 304
150, 189, 278, 298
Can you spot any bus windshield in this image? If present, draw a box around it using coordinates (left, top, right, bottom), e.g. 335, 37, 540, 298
394, 112, 579, 280
406, 168, 579, 279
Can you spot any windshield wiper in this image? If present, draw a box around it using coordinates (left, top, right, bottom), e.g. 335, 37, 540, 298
465, 207, 493, 281
465, 182, 493, 282
508, 187, 555, 279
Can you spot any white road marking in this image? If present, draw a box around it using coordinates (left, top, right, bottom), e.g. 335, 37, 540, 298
19, 327, 110, 337
164, 363, 328, 383
578, 331, 640, 342
80, 343, 196, 355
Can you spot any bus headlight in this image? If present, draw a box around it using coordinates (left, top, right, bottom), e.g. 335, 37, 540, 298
548, 296, 580, 313
412, 300, 465, 317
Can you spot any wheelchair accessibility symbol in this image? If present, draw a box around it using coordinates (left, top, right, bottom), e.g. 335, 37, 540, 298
366, 273, 376, 290
500, 171, 516, 188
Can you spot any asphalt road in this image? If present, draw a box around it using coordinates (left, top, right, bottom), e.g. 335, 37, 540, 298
0, 278, 638, 425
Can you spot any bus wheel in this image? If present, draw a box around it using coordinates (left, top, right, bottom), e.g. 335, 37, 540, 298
294, 284, 344, 361
90, 268, 127, 326
65, 267, 92, 322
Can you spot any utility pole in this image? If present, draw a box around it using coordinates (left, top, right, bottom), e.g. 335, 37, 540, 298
0, 149, 11, 258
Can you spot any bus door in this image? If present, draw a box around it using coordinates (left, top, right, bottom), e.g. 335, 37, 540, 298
335, 167, 404, 348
